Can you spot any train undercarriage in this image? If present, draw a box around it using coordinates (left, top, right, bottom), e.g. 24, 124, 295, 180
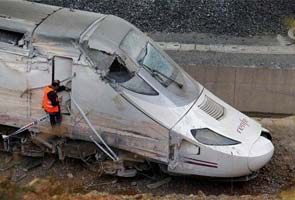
0, 125, 151, 178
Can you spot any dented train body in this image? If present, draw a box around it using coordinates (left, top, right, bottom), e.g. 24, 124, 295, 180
0, 0, 274, 179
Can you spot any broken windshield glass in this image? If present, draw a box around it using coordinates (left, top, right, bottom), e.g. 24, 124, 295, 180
81, 42, 133, 83
142, 63, 183, 89
140, 43, 176, 87
120, 30, 146, 60
0, 29, 26, 48
81, 42, 115, 72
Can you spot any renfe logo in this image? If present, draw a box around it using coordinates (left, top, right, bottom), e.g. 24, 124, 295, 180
237, 118, 249, 134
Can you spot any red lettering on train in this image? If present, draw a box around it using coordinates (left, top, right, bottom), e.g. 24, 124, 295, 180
237, 118, 249, 134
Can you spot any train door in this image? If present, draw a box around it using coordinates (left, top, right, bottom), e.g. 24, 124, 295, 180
52, 56, 73, 114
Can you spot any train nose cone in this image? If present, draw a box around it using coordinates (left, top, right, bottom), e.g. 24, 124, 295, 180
248, 136, 274, 172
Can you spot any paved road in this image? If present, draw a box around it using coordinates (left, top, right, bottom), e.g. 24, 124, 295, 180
166, 51, 295, 69
149, 33, 295, 69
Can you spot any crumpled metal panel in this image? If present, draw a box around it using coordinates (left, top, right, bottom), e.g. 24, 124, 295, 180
88, 37, 117, 55
0, 0, 59, 34
33, 38, 81, 60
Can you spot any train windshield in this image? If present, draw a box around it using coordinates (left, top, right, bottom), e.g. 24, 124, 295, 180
120, 30, 178, 88
140, 43, 176, 87
120, 30, 146, 60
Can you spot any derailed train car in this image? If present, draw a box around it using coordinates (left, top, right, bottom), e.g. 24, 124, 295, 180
0, 0, 274, 179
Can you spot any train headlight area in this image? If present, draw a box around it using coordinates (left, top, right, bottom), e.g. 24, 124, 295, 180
191, 128, 241, 146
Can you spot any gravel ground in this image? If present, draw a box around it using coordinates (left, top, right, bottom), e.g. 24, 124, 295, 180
30, 0, 295, 36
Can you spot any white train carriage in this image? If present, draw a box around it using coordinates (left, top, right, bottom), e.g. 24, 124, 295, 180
0, 0, 274, 179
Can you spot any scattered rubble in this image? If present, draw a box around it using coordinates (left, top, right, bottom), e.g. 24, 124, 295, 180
0, 116, 295, 199
147, 177, 171, 189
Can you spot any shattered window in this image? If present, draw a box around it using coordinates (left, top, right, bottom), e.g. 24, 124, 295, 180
141, 43, 176, 87
82, 42, 133, 83
106, 58, 133, 83
120, 30, 146, 60
122, 75, 158, 96
0, 29, 25, 47
81, 42, 115, 71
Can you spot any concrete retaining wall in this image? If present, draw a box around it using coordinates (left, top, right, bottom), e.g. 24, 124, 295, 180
182, 65, 295, 114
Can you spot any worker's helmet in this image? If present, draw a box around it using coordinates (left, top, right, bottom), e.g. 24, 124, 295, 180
52, 80, 60, 87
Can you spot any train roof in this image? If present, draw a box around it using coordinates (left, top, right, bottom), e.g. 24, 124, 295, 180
0, 0, 137, 59
0, 0, 59, 34
0, 0, 105, 42
34, 7, 105, 41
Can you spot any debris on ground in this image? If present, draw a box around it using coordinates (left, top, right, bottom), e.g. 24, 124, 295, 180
147, 177, 171, 189
0, 117, 294, 199
21, 157, 43, 172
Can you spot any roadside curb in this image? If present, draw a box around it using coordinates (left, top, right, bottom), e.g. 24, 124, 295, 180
157, 42, 295, 54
